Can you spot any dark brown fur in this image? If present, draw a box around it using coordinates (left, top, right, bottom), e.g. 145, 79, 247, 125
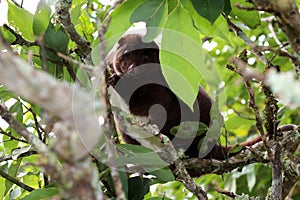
106, 34, 261, 160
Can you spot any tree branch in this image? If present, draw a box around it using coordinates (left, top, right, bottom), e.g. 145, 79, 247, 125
112, 105, 208, 199
55, 0, 91, 62
0, 32, 105, 199
0, 169, 34, 192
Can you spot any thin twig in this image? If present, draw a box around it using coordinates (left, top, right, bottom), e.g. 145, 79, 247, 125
0, 169, 34, 192
225, 16, 277, 159
10, 0, 21, 8
226, 16, 273, 68
0, 127, 28, 143
227, 104, 256, 120
244, 81, 273, 158
3, 24, 37, 47
0, 150, 37, 162
215, 187, 236, 198
0, 104, 65, 180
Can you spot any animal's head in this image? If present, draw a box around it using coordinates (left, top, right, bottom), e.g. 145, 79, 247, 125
106, 34, 160, 78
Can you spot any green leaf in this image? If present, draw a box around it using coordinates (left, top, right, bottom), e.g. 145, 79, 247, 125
191, 0, 224, 24
22, 172, 40, 191
198, 100, 224, 157
181, 0, 230, 42
76, 68, 91, 88
9, 101, 23, 124
0, 27, 16, 44
119, 170, 129, 198
105, 0, 147, 40
3, 134, 19, 157
70, 2, 84, 25
44, 23, 69, 55
43, 23, 69, 77
0, 177, 6, 199
230, 0, 261, 29
0, 86, 17, 100
223, 0, 232, 15
7, 1, 34, 41
161, 4, 204, 110
20, 188, 59, 200
92, 0, 147, 65
116, 144, 174, 181
170, 121, 208, 139
4, 159, 21, 196
33, 0, 51, 36
116, 144, 168, 170
226, 115, 254, 131
128, 177, 150, 200
228, 144, 242, 154
150, 167, 174, 182
241, 164, 256, 192
130, 0, 168, 42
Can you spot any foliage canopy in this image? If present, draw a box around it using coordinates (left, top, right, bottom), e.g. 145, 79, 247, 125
0, 0, 299, 199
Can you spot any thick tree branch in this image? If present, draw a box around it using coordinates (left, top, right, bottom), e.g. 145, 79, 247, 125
0, 34, 105, 199
0, 47, 103, 160
112, 105, 208, 199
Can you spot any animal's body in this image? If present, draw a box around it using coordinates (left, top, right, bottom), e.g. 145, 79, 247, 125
106, 34, 259, 160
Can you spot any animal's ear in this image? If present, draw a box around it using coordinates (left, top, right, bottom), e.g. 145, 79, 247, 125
118, 37, 126, 46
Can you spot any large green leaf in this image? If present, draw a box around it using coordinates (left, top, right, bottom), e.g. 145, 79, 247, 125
191, 0, 224, 24
170, 121, 208, 139
70, 2, 84, 25
161, 4, 204, 110
130, 0, 168, 42
7, 1, 34, 41
128, 177, 150, 200
105, 0, 147, 41
149, 167, 174, 182
225, 115, 254, 131
43, 23, 69, 77
92, 0, 147, 65
33, 0, 51, 36
44, 23, 69, 55
116, 144, 167, 168
20, 188, 59, 200
182, 0, 230, 42
198, 100, 224, 158
116, 144, 174, 181
223, 0, 232, 15
230, 0, 261, 29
